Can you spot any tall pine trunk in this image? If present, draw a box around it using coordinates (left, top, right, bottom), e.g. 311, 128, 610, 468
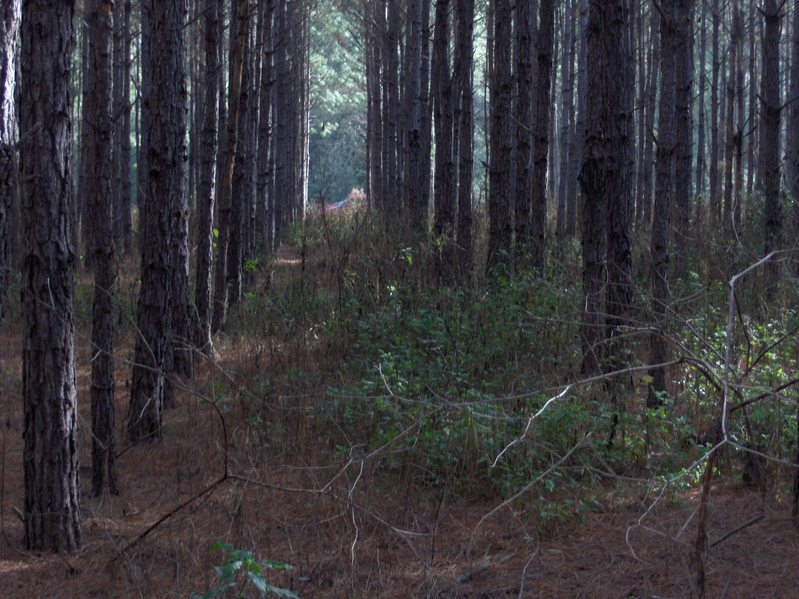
20, 0, 82, 552
758, 0, 782, 287
255, 0, 274, 256
0, 0, 19, 322
129, 0, 188, 441
567, 0, 587, 237
648, 0, 680, 406
403, 0, 425, 229
454, 0, 474, 271
530, 0, 554, 271
212, 0, 249, 333
432, 0, 456, 267
514, 0, 534, 254
85, 0, 118, 496
695, 0, 707, 198
672, 0, 694, 277
194, 0, 221, 351
789, 0, 799, 226
227, 12, 254, 310
709, 0, 720, 225
722, 7, 739, 236
486, 0, 512, 271
556, 0, 574, 239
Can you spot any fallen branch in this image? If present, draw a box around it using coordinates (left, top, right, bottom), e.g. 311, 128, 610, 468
710, 514, 764, 549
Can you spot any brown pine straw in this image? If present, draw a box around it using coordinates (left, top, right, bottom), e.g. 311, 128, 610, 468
1, 337, 798, 598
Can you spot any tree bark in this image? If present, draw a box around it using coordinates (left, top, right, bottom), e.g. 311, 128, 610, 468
639, 7, 659, 227
567, 0, 587, 237
194, 0, 222, 351
530, 0, 554, 271
113, 0, 133, 255
129, 0, 188, 441
85, 0, 118, 496
695, 0, 707, 198
672, 0, 694, 276
365, 0, 383, 212
227, 8, 254, 310
708, 0, 720, 225
556, 0, 574, 239
403, 0, 424, 230
382, 0, 400, 219
432, 0, 456, 268
758, 0, 782, 285
605, 0, 634, 365
255, 0, 274, 256
722, 5, 739, 236
648, 0, 680, 406
486, 0, 512, 272
579, 0, 632, 379
733, 3, 745, 232
212, 0, 249, 333
514, 0, 535, 255
746, 0, 758, 198
20, 0, 82, 552
454, 0, 474, 271
789, 0, 799, 238
0, 0, 19, 323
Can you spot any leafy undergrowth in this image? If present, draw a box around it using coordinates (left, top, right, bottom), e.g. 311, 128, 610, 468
0, 209, 798, 597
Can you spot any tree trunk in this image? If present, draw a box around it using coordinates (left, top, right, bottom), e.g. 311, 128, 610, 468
579, 0, 632, 379
746, 0, 757, 198
419, 0, 433, 223
648, 0, 680, 406
640, 8, 659, 227
432, 0, 456, 269
365, 0, 383, 212
255, 0, 274, 256
789, 0, 799, 240
382, 0, 400, 219
194, 0, 221, 352
454, 0, 474, 271
530, 0, 554, 271
20, 0, 82, 552
403, 0, 424, 229
672, 0, 694, 277
227, 8, 254, 310
567, 0, 587, 237
722, 6, 739, 236
695, 0, 707, 197
271, 0, 290, 245
514, 0, 535, 256
129, 0, 188, 441
709, 0, 720, 225
556, 0, 574, 239
605, 0, 634, 370
212, 0, 249, 333
78, 20, 93, 269
0, 0, 19, 323
579, 0, 609, 376
733, 3, 745, 232
486, 0, 512, 272
113, 0, 133, 255
758, 0, 782, 285
85, 0, 118, 496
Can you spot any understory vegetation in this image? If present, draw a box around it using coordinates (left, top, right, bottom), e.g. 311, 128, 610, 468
212, 207, 798, 532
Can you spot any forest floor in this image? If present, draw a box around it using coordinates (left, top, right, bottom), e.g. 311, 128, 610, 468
0, 241, 798, 598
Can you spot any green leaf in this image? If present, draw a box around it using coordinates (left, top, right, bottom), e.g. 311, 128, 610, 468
262, 560, 294, 571
247, 571, 268, 595
264, 584, 300, 598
